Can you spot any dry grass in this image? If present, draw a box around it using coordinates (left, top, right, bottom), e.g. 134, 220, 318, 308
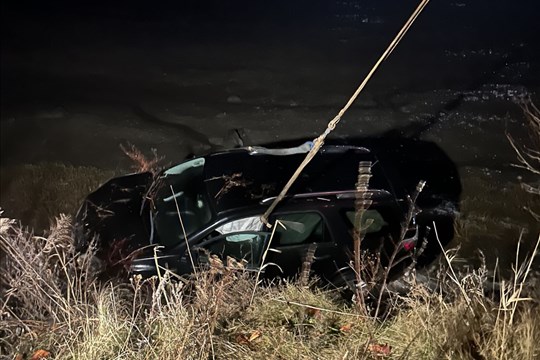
0, 144, 164, 232
119, 143, 165, 176
507, 98, 540, 220
1, 214, 538, 360
0, 163, 114, 231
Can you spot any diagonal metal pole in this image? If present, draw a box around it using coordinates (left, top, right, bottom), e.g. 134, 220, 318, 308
260, 0, 430, 227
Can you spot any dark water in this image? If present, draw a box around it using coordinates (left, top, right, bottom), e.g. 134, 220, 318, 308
1, 0, 539, 271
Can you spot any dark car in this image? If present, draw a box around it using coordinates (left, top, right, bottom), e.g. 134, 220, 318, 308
74, 138, 461, 286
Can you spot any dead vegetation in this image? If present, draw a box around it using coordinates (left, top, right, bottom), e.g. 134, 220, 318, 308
0, 144, 162, 232
119, 143, 165, 176
507, 98, 540, 221
0, 164, 114, 231
0, 212, 538, 360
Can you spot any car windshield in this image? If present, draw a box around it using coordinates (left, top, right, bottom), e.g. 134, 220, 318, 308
152, 158, 214, 246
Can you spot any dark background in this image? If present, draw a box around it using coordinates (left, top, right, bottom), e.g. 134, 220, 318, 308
2, 0, 539, 114
1, 0, 539, 268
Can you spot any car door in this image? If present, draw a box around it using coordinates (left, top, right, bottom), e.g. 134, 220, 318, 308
194, 231, 271, 271
263, 211, 340, 279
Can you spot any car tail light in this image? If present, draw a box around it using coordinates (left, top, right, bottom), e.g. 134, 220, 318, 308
402, 217, 419, 251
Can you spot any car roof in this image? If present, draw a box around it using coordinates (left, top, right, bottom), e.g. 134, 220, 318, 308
201, 145, 393, 214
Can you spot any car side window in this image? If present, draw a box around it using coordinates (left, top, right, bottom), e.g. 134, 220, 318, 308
272, 212, 330, 246
202, 232, 268, 267
343, 209, 389, 233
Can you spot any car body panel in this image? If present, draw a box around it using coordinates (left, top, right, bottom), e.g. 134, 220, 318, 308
74, 138, 461, 281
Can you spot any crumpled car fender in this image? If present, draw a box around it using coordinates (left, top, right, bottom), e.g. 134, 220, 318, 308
73, 172, 153, 254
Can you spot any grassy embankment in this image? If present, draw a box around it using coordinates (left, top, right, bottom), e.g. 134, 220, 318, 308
1, 102, 539, 359
1, 213, 538, 359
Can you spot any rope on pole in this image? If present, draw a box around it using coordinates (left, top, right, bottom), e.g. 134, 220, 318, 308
260, 0, 430, 227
